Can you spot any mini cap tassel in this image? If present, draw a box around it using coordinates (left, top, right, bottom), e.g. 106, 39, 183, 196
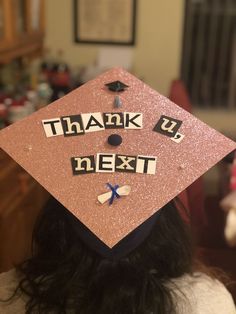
114, 95, 122, 108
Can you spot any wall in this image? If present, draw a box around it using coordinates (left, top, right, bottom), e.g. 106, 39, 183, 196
194, 109, 236, 135
44, 0, 185, 95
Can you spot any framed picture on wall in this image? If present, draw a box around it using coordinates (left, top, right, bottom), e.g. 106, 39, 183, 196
73, 0, 137, 45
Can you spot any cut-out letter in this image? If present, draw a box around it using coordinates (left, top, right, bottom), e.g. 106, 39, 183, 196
42, 118, 64, 137
61, 115, 84, 136
96, 153, 115, 172
153, 115, 182, 137
136, 156, 157, 174
71, 156, 96, 175
124, 113, 143, 129
170, 132, 185, 143
115, 155, 137, 172
103, 113, 124, 129
82, 113, 105, 133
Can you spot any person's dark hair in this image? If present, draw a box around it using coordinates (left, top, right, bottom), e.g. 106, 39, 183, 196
13, 198, 193, 314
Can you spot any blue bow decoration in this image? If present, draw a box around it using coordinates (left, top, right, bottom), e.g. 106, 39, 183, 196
107, 183, 120, 205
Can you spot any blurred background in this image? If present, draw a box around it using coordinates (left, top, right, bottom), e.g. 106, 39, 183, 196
0, 0, 236, 302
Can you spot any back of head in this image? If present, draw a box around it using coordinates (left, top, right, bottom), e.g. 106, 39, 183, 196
16, 198, 193, 314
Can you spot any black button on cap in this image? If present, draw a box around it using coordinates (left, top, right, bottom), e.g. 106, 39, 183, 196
108, 134, 122, 146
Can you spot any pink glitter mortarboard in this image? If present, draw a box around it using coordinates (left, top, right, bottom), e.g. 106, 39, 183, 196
0, 67, 235, 248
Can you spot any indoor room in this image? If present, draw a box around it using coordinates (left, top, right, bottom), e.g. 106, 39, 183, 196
0, 1, 236, 313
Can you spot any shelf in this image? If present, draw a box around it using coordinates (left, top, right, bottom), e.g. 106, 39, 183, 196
0, 0, 44, 64
0, 37, 44, 64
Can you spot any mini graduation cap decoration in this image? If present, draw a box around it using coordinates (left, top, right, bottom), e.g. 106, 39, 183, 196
0, 67, 236, 249
105, 80, 129, 92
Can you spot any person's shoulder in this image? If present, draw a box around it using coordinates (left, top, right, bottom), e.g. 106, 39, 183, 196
0, 269, 19, 296
0, 268, 26, 314
171, 272, 236, 314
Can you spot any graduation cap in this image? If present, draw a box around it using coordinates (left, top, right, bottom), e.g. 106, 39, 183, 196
0, 67, 235, 250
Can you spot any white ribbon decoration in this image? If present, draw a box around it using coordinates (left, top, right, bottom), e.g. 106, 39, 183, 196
98, 185, 131, 204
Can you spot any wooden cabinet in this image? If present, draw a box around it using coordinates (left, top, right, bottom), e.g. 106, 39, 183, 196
0, 0, 44, 64
0, 148, 49, 272
0, 0, 11, 50
0, 1, 4, 39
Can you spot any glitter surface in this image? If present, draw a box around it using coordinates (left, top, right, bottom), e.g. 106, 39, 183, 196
0, 68, 236, 247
